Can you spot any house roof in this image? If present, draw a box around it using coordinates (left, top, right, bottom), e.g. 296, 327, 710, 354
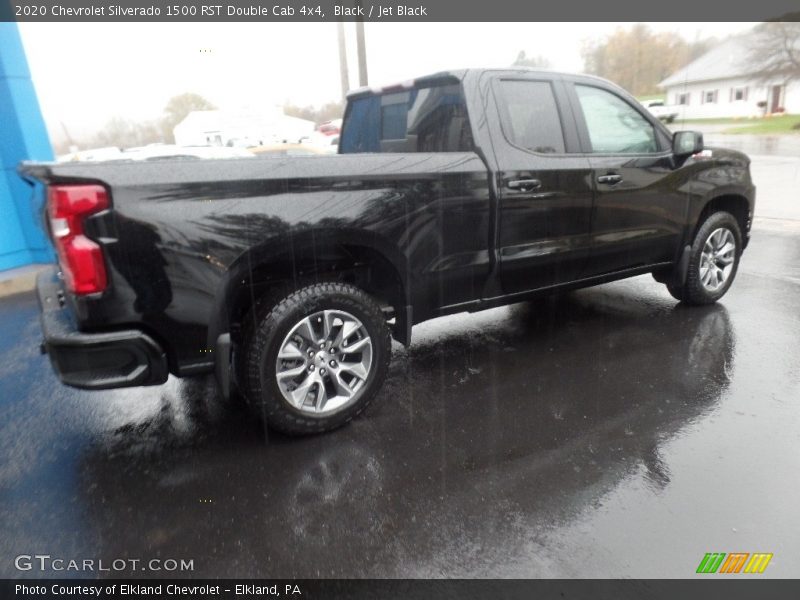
659, 33, 759, 88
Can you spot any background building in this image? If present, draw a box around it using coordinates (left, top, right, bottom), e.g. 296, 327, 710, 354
659, 33, 800, 120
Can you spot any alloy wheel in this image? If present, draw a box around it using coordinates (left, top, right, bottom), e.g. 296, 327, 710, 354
699, 227, 736, 292
275, 309, 373, 415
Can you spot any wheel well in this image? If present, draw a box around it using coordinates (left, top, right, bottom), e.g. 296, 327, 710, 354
227, 243, 407, 344
694, 195, 750, 243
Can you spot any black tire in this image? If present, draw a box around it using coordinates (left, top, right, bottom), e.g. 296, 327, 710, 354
240, 282, 391, 435
667, 211, 742, 305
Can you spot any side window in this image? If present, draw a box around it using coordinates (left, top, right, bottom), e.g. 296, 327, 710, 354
575, 85, 658, 154
340, 95, 381, 152
495, 80, 565, 154
381, 96, 409, 140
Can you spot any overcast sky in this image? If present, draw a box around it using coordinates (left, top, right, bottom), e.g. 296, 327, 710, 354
19, 21, 757, 143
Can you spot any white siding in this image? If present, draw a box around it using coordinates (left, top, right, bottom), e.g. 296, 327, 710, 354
172, 110, 316, 147
664, 76, 799, 119
784, 81, 800, 114
173, 123, 221, 146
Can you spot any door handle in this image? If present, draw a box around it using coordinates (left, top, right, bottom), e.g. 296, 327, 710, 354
507, 178, 542, 191
597, 174, 623, 185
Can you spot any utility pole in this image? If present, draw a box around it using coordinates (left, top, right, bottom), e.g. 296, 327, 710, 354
336, 21, 350, 101
355, 10, 368, 86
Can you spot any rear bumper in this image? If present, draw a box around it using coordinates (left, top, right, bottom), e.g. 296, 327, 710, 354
37, 266, 168, 390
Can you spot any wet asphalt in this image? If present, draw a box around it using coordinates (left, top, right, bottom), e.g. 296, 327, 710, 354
1, 139, 799, 579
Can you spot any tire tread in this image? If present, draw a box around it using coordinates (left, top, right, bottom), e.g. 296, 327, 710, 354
666, 211, 742, 305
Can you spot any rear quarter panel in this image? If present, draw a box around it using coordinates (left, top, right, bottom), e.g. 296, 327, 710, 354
30, 153, 490, 373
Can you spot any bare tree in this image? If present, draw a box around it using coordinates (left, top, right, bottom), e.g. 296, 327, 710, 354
66, 92, 217, 151
89, 117, 160, 148
748, 21, 800, 85
283, 101, 344, 124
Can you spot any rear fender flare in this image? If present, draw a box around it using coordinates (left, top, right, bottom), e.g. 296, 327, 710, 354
207, 228, 411, 348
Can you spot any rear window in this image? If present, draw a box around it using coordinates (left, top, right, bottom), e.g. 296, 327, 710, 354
339, 83, 474, 153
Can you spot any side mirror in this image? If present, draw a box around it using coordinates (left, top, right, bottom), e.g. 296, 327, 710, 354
673, 130, 704, 157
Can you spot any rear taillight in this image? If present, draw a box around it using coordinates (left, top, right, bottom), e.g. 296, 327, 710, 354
48, 184, 109, 295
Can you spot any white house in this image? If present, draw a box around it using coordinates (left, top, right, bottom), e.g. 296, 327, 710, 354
173, 107, 316, 147
659, 33, 800, 120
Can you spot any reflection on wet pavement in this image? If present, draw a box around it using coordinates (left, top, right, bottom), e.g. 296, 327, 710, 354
1, 229, 799, 578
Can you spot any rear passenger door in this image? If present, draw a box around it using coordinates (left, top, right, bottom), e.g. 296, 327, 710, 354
566, 81, 685, 276
486, 73, 595, 295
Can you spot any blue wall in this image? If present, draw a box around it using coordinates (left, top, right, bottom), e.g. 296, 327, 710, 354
0, 22, 54, 271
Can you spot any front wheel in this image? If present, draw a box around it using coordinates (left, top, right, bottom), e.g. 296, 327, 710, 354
667, 211, 742, 305
240, 282, 392, 434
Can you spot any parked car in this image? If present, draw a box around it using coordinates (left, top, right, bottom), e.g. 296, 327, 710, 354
643, 99, 680, 123
20, 68, 755, 434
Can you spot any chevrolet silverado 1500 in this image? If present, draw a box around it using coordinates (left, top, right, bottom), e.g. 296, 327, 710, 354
20, 69, 755, 434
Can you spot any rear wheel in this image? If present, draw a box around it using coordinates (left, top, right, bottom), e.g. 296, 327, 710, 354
667, 211, 742, 305
240, 282, 391, 434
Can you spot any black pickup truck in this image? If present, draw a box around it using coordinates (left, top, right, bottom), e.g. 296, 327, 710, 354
21, 68, 755, 434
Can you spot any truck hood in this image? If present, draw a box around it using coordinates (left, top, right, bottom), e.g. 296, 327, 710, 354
693, 146, 751, 167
